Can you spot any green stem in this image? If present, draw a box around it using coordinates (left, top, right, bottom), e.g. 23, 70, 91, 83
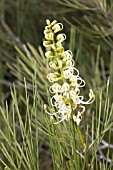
76, 125, 86, 149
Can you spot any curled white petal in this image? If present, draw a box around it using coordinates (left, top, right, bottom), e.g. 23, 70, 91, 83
44, 104, 59, 116
52, 23, 63, 33
47, 72, 61, 82
70, 91, 80, 104
63, 67, 74, 79
51, 94, 63, 107
56, 34, 66, 42
47, 73, 55, 82
58, 105, 72, 121
62, 50, 73, 61
49, 83, 62, 93
66, 59, 74, 67
45, 109, 59, 116
63, 70, 71, 79
62, 83, 70, 92
73, 68, 79, 76
79, 105, 85, 113
54, 118, 65, 124
76, 76, 85, 87
49, 61, 57, 69
78, 96, 84, 101
69, 75, 77, 83
74, 87, 80, 94
79, 89, 95, 105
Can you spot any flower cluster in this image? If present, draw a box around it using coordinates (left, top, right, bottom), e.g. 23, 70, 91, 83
43, 19, 95, 125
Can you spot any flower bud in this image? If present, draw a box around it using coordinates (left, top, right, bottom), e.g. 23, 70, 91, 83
51, 20, 57, 26
45, 32, 54, 40
43, 41, 52, 47
46, 19, 51, 25
49, 61, 57, 69
45, 51, 53, 58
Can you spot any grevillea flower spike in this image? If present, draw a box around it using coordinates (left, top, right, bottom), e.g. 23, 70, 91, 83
43, 19, 95, 125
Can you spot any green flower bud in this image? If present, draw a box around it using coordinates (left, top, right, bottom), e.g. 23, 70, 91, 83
45, 32, 54, 41
51, 20, 57, 26
45, 51, 54, 58
43, 41, 52, 47
46, 19, 51, 25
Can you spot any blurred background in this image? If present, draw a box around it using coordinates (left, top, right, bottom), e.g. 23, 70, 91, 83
0, 0, 113, 169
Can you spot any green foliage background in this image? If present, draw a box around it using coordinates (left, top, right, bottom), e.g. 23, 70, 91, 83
0, 0, 113, 169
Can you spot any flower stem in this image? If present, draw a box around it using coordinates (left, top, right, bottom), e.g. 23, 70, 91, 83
76, 125, 86, 149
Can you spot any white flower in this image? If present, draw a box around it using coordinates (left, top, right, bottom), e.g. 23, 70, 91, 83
73, 106, 85, 125
56, 34, 66, 42
49, 83, 62, 93
73, 112, 82, 126
61, 105, 71, 120
52, 23, 63, 33
54, 104, 72, 124
69, 75, 77, 83
62, 50, 73, 61
43, 19, 95, 125
47, 72, 61, 82
65, 59, 74, 67
63, 67, 74, 79
49, 61, 57, 69
62, 83, 70, 92
51, 94, 63, 107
